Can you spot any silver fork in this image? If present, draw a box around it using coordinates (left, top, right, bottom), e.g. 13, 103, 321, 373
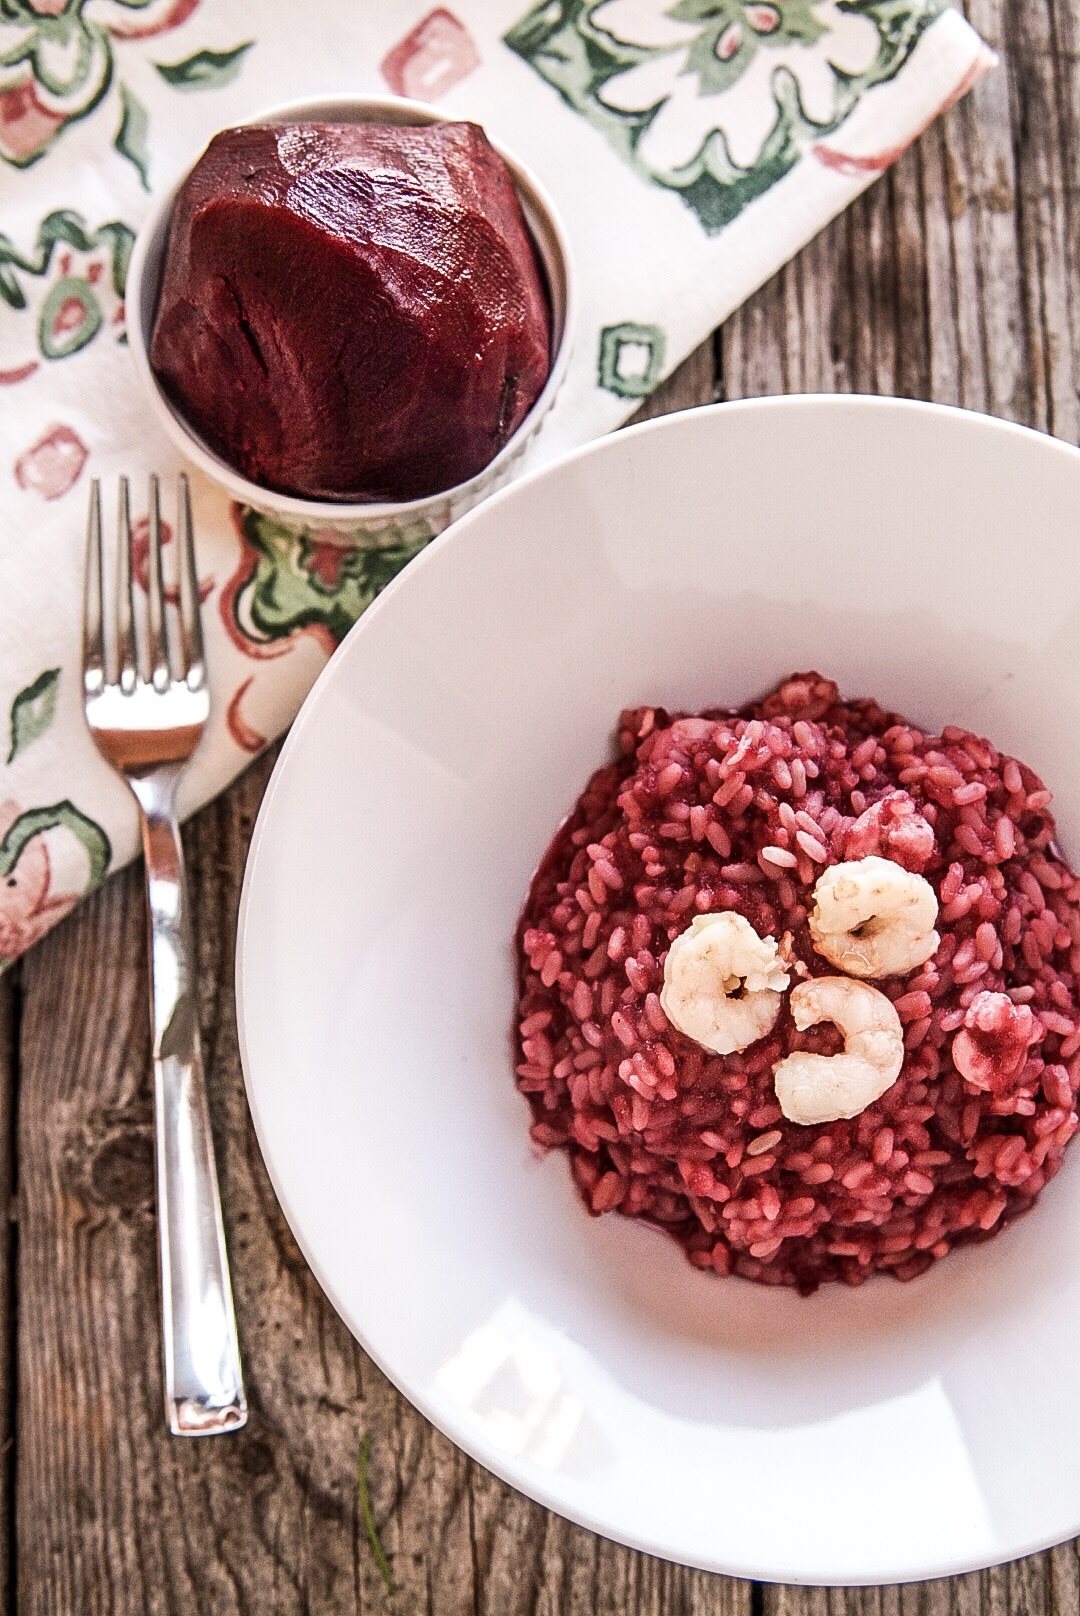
83, 473, 246, 1437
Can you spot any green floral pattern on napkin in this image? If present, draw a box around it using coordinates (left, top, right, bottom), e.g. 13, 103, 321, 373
0, 0, 249, 181
506, 0, 947, 230
223, 507, 433, 656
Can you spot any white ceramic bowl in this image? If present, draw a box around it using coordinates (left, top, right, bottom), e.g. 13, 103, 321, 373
237, 396, 1080, 1584
126, 94, 574, 545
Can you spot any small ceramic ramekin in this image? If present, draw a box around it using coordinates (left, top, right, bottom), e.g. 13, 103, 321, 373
126, 94, 574, 545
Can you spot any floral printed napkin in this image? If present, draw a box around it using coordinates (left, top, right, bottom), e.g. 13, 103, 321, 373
0, 0, 991, 966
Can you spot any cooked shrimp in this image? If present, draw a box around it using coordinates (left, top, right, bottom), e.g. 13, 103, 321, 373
808, 855, 939, 978
773, 976, 904, 1125
660, 911, 790, 1056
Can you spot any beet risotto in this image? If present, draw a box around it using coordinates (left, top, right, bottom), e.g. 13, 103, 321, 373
515, 674, 1080, 1291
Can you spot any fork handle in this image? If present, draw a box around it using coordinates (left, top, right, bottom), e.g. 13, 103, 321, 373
137, 795, 247, 1436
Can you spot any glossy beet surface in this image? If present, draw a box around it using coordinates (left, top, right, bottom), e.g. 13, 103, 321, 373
150, 121, 551, 503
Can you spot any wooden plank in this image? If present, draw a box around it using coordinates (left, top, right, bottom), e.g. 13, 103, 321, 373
14, 691, 749, 1614
15, 752, 382, 1616
728, 1, 1080, 1614
0, 974, 15, 1613
720, 4, 1039, 423
765, 1546, 1080, 1616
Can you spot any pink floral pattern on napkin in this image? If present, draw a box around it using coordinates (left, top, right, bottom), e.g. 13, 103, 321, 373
381, 8, 480, 100
14, 421, 87, 497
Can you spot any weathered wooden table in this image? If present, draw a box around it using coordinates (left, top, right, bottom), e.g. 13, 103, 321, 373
3, 2, 1079, 1609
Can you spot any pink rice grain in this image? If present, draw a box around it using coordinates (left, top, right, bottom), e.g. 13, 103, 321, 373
761, 845, 798, 870
796, 829, 829, 863
516, 673, 1080, 1294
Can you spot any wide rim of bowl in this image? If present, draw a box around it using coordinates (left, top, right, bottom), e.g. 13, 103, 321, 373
236, 394, 1080, 1585
126, 92, 576, 524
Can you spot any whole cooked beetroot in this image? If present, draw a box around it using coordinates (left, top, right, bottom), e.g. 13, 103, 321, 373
150, 121, 551, 503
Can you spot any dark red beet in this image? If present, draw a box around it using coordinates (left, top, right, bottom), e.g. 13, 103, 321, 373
150, 121, 551, 503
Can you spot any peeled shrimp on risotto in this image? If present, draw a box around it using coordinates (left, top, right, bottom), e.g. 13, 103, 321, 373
516, 672, 1080, 1292
660, 912, 790, 1056
773, 977, 905, 1126
809, 855, 940, 979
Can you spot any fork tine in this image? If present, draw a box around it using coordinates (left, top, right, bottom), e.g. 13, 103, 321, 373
116, 475, 137, 693
83, 479, 105, 695
176, 474, 206, 690
145, 473, 170, 689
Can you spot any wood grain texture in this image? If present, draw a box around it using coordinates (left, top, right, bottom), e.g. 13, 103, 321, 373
10, 0, 1080, 1608
720, 5, 1080, 1616
0, 975, 15, 1613
765, 1547, 1080, 1616
13, 759, 749, 1615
